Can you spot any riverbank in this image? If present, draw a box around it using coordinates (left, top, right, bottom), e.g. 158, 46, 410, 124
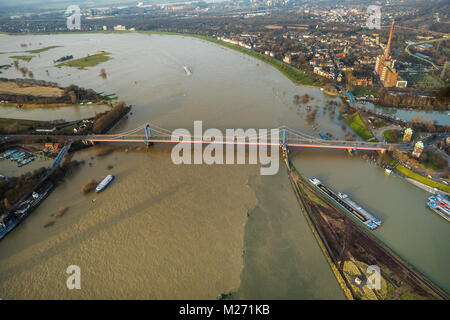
0, 157, 84, 238
144, 31, 320, 87
343, 106, 449, 193
0, 117, 48, 134
287, 167, 353, 300
343, 111, 376, 141
56, 51, 112, 70
0, 101, 105, 109
0, 78, 104, 105
396, 164, 450, 193
9, 55, 34, 62
1, 30, 447, 298
25, 45, 61, 54
4, 30, 321, 88
287, 162, 448, 300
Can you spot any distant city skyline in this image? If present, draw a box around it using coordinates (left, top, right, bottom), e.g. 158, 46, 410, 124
0, 0, 202, 10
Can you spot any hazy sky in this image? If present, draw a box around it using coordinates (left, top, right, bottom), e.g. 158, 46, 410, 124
0, 0, 149, 9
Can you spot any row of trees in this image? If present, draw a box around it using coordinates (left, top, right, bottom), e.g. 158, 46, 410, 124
0, 80, 102, 105
92, 101, 130, 134
377, 88, 447, 111
0, 167, 47, 214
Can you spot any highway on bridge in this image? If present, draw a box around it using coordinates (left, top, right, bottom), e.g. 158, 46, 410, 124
2, 124, 414, 152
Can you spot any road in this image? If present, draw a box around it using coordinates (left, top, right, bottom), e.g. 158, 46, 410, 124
404, 35, 450, 70
1, 133, 414, 152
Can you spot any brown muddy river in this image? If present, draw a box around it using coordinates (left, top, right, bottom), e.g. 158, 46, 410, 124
0, 33, 448, 299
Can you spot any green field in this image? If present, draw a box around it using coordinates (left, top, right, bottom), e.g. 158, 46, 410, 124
383, 129, 403, 143
9, 55, 34, 62
399, 291, 427, 300
0, 117, 47, 134
26, 45, 62, 54
57, 52, 112, 69
58, 122, 80, 134
396, 164, 450, 193
344, 112, 376, 141
411, 73, 444, 90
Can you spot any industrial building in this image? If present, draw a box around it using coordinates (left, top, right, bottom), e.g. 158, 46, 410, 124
374, 21, 400, 87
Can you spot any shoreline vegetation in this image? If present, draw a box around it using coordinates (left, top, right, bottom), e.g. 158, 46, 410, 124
2, 30, 320, 87
25, 45, 61, 54
0, 117, 47, 134
0, 78, 104, 105
8, 55, 34, 62
142, 31, 321, 87
0, 100, 128, 134
2, 31, 446, 191
1, 30, 448, 110
343, 110, 449, 193
92, 100, 131, 134
343, 111, 377, 142
0, 159, 83, 217
0, 31, 448, 299
396, 164, 450, 193
0, 101, 105, 109
2, 31, 446, 196
287, 170, 354, 300
56, 51, 112, 69
0, 30, 448, 109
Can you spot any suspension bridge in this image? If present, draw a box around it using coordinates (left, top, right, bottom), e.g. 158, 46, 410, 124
9, 123, 413, 152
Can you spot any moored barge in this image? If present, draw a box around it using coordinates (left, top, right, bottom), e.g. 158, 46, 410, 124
308, 177, 381, 230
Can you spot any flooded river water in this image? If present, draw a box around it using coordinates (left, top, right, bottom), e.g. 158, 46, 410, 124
0, 33, 448, 299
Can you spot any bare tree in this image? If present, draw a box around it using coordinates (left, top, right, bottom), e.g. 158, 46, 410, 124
99, 68, 107, 79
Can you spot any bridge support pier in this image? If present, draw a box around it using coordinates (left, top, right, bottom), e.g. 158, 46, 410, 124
281, 128, 290, 170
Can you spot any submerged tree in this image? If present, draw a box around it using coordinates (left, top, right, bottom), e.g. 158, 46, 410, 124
306, 109, 317, 125
302, 93, 309, 104
19, 66, 28, 77
99, 68, 107, 79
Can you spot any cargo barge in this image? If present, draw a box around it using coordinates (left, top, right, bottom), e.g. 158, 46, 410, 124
308, 177, 381, 230
338, 193, 382, 226
183, 66, 192, 76
0, 182, 54, 240
427, 194, 450, 222
96, 175, 114, 193
0, 149, 18, 159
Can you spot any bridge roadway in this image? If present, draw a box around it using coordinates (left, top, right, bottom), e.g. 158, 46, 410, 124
3, 133, 414, 152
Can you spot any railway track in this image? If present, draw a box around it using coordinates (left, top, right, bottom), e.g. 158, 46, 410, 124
291, 170, 449, 300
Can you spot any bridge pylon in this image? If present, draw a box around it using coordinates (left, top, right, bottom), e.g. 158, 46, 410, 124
144, 124, 153, 147
281, 128, 289, 154
281, 128, 290, 170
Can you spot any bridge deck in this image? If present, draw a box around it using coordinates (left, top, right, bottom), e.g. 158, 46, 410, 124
3, 130, 414, 152
84, 136, 411, 151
